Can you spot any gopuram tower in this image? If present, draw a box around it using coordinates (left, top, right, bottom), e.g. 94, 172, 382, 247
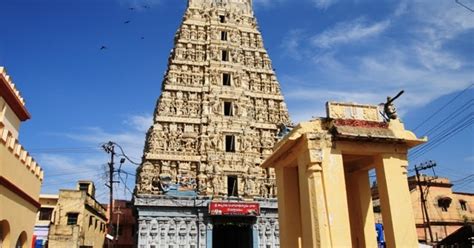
134, 0, 290, 247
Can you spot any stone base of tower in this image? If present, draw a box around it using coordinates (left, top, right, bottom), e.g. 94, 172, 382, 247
135, 196, 280, 248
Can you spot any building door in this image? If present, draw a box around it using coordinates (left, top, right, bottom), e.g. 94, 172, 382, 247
213, 224, 253, 248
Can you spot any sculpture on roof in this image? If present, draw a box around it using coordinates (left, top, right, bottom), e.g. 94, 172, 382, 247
382, 90, 404, 121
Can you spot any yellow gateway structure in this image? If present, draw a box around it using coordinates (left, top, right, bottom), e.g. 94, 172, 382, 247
262, 101, 427, 248
0, 67, 43, 247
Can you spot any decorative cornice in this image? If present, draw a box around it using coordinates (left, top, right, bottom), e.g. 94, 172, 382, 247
0, 67, 30, 121
333, 119, 389, 129
0, 121, 43, 181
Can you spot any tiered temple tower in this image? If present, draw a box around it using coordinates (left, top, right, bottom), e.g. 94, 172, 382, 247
134, 0, 290, 247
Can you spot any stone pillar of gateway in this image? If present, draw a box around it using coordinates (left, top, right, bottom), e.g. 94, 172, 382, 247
261, 101, 427, 248
133, 0, 290, 248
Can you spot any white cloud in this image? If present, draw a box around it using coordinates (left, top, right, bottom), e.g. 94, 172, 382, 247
313, 0, 338, 10
123, 113, 153, 132
37, 114, 150, 201
280, 0, 474, 123
280, 29, 305, 60
416, 44, 463, 71
465, 156, 474, 162
38, 153, 109, 199
312, 18, 391, 48
284, 47, 472, 122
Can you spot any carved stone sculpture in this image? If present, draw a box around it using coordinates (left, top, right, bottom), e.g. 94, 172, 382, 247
135, 0, 291, 199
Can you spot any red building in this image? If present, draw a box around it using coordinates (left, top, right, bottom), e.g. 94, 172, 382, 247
104, 200, 136, 248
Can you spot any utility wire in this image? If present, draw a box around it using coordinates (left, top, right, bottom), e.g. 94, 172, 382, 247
413, 83, 473, 132
103, 141, 141, 166
410, 119, 473, 160
46, 167, 105, 177
410, 115, 474, 159
451, 174, 474, 183
28, 147, 102, 154
118, 172, 135, 197
455, 0, 474, 12
411, 114, 473, 155
421, 100, 473, 137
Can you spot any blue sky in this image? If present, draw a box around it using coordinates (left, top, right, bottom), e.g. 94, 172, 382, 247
0, 0, 473, 201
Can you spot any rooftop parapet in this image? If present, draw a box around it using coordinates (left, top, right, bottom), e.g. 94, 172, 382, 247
0, 66, 30, 121
0, 67, 25, 105
0, 120, 43, 181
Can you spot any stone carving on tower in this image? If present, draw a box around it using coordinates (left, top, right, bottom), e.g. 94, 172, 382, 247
135, 0, 290, 200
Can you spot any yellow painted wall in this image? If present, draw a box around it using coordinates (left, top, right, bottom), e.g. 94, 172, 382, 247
0, 127, 42, 247
262, 113, 425, 248
408, 177, 474, 242
0, 67, 42, 248
48, 189, 107, 248
0, 97, 20, 139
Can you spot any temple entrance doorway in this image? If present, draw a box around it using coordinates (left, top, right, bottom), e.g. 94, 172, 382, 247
212, 217, 253, 248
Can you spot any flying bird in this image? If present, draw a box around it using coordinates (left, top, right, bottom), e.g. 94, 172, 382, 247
141, 37, 145, 40
143, 5, 150, 9
124, 20, 131, 24
100, 46, 107, 50
129, 7, 135, 10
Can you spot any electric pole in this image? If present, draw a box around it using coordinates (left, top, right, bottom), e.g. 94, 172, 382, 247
414, 161, 436, 244
102, 141, 137, 247
102, 141, 117, 248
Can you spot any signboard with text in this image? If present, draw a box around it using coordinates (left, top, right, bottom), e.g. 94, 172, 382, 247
209, 202, 260, 217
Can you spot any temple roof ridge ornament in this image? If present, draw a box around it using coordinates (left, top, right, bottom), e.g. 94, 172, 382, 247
188, 0, 253, 13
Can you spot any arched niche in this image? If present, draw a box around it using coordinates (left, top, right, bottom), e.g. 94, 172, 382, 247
15, 231, 27, 248
0, 220, 11, 247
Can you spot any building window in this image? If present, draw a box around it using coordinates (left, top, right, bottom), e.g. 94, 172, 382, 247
438, 197, 452, 212
224, 102, 233, 116
219, 15, 226, 23
222, 73, 231, 86
79, 183, 89, 192
67, 213, 79, 225
227, 176, 238, 197
39, 207, 54, 221
225, 135, 235, 152
222, 50, 229, 62
221, 31, 228, 41
460, 200, 467, 211
89, 216, 93, 227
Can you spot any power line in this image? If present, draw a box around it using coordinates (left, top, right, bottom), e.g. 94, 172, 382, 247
42, 172, 106, 187
410, 114, 474, 159
413, 83, 473, 132
451, 174, 474, 183
411, 115, 473, 156
411, 118, 473, 160
111, 142, 141, 166
46, 168, 103, 178
455, 0, 474, 12
28, 146, 102, 152
118, 172, 135, 197
421, 100, 473, 137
